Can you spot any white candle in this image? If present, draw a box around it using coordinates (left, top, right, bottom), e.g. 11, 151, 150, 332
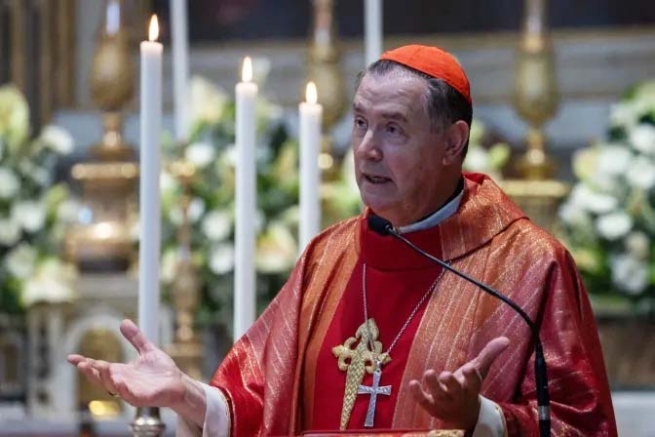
234, 57, 257, 340
139, 15, 163, 344
299, 81, 322, 251
106, 0, 120, 36
170, 0, 190, 142
365, 0, 383, 66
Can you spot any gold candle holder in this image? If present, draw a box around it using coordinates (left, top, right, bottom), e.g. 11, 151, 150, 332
66, 0, 138, 270
512, 0, 559, 180
502, 0, 569, 232
89, 0, 135, 159
306, 0, 347, 174
164, 159, 204, 380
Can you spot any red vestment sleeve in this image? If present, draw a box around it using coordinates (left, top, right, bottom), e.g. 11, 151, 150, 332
498, 250, 617, 436
209, 258, 306, 436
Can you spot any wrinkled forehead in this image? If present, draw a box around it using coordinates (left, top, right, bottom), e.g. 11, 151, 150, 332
353, 72, 429, 117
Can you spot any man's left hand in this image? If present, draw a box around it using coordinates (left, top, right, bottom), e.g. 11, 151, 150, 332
409, 336, 509, 430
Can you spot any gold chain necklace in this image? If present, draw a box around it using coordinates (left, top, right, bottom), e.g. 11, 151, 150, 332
357, 262, 445, 427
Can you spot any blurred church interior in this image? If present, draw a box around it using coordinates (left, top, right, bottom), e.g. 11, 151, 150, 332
0, 0, 654, 435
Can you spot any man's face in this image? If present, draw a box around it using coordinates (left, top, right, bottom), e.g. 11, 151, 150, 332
352, 72, 456, 227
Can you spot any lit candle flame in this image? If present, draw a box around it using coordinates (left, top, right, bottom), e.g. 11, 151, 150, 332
242, 57, 253, 83
148, 15, 159, 42
306, 81, 318, 104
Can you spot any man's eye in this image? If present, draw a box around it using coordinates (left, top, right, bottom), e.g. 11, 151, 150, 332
386, 124, 402, 136
354, 118, 367, 129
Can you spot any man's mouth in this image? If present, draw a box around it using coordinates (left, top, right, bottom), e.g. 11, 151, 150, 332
363, 174, 391, 184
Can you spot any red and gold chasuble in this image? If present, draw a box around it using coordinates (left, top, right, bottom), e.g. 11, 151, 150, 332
210, 173, 617, 437
305, 219, 444, 430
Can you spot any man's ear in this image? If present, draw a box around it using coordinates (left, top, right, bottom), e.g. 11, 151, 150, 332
443, 120, 470, 165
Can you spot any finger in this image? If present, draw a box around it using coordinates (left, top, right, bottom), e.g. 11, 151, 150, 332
120, 319, 155, 355
78, 359, 103, 387
461, 363, 483, 395
473, 336, 509, 378
409, 379, 434, 410
68, 354, 86, 365
95, 360, 118, 395
439, 372, 462, 397
425, 370, 449, 402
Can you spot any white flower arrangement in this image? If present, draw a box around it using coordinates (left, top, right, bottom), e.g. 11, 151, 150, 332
462, 119, 510, 180
0, 85, 78, 313
558, 80, 655, 305
157, 75, 361, 327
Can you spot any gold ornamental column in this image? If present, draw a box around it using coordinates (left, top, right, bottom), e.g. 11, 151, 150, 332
501, 0, 568, 232
306, 0, 347, 180
66, 0, 138, 270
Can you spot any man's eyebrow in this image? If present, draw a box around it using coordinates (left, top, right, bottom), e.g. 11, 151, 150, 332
379, 111, 408, 123
352, 103, 408, 123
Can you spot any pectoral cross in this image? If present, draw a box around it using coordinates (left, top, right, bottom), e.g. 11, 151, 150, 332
358, 359, 391, 427
332, 319, 391, 430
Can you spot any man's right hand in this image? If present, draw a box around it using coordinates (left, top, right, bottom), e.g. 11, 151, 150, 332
68, 319, 186, 409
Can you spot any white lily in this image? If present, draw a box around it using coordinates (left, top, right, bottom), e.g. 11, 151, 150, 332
629, 124, 655, 155
12, 201, 47, 233
185, 141, 216, 169
201, 210, 232, 241
40, 125, 74, 155
626, 156, 655, 189
611, 254, 649, 295
0, 218, 21, 246
21, 258, 77, 306
5, 243, 37, 279
209, 243, 235, 275
596, 212, 633, 241
0, 167, 19, 199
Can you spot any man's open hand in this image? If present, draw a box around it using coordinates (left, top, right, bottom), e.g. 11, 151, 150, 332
409, 336, 509, 430
68, 319, 186, 408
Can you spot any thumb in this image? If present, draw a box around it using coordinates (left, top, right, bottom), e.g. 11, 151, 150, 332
120, 319, 155, 355
473, 336, 509, 378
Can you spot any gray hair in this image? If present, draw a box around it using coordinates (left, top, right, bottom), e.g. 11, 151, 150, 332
356, 60, 473, 156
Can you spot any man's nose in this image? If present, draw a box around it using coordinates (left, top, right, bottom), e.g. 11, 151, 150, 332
357, 129, 382, 161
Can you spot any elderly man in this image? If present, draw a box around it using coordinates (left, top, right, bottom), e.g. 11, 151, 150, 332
70, 45, 616, 436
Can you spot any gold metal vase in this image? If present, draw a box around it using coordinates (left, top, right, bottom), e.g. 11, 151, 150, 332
511, 0, 559, 180
306, 0, 348, 182
501, 0, 569, 232
66, 0, 138, 270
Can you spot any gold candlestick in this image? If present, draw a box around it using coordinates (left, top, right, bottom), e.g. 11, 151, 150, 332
512, 0, 559, 180
307, 0, 347, 179
65, 0, 138, 270
89, 0, 135, 159
164, 159, 204, 380
502, 0, 568, 232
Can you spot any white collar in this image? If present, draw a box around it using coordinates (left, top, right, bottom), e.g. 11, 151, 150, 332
396, 187, 464, 234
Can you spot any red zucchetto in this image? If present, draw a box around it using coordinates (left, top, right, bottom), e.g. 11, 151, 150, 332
380, 44, 472, 104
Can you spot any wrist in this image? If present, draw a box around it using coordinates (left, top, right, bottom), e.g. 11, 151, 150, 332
465, 395, 482, 431
170, 374, 207, 426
